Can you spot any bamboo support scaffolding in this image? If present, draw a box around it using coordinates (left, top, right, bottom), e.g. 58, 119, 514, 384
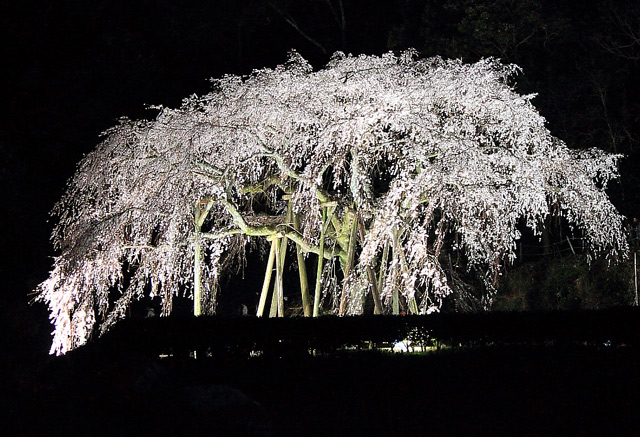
294, 213, 312, 316
339, 210, 359, 315
275, 236, 285, 317
313, 207, 327, 317
257, 240, 277, 317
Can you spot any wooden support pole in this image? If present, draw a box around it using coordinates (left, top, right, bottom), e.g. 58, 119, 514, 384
294, 213, 312, 317
377, 240, 390, 296
313, 207, 327, 317
275, 236, 285, 317
339, 211, 359, 315
257, 240, 277, 317
269, 274, 279, 318
193, 237, 202, 316
634, 251, 638, 306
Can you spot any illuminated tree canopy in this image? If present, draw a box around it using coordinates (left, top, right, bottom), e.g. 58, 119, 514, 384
38, 50, 627, 354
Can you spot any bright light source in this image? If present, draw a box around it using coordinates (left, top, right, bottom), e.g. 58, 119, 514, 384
393, 339, 412, 353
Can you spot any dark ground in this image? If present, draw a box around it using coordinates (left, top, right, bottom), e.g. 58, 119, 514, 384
8, 336, 640, 436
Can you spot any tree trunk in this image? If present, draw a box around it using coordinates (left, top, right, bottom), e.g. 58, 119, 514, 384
392, 228, 418, 314
542, 219, 552, 256
193, 200, 214, 317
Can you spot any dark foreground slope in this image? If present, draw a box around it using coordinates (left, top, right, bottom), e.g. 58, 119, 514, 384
9, 310, 640, 436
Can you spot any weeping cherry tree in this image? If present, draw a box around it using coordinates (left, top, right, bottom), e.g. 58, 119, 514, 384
38, 50, 627, 354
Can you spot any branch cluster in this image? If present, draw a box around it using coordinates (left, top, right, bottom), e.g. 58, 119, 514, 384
38, 50, 626, 354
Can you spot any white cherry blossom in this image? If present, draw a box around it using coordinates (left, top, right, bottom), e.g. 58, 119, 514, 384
38, 51, 626, 354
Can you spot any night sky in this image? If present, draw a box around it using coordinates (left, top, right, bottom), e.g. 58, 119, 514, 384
3, 0, 639, 364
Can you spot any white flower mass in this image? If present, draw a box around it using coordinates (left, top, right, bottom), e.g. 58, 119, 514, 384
37, 50, 627, 354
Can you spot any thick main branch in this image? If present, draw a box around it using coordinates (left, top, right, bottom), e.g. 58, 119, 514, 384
201, 199, 343, 260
